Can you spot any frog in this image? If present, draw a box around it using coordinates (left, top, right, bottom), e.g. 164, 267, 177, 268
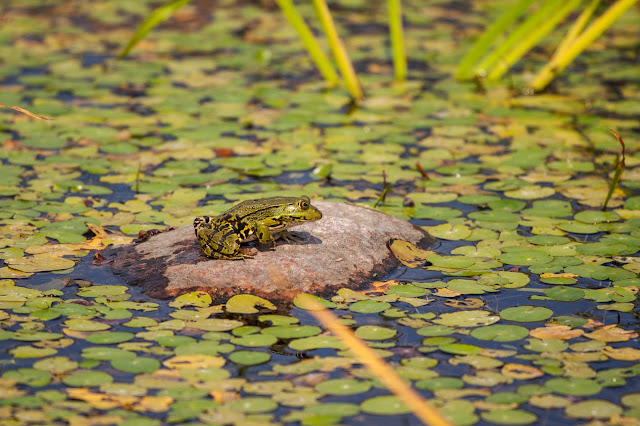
193, 195, 322, 260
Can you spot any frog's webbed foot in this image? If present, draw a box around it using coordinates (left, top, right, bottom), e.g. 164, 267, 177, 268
275, 230, 304, 244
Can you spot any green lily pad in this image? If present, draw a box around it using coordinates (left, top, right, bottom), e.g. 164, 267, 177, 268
316, 378, 372, 395
481, 409, 538, 425
33, 356, 78, 374
387, 284, 428, 297
5, 257, 75, 273
470, 324, 529, 342
293, 293, 337, 310
498, 250, 553, 266
86, 331, 135, 344
261, 325, 321, 339
230, 334, 278, 347
500, 306, 553, 322
574, 211, 620, 224
63, 370, 113, 387
545, 377, 602, 396
226, 397, 278, 413
415, 377, 464, 391
354, 325, 397, 340
416, 325, 456, 337
565, 399, 623, 419
111, 356, 161, 374
3, 368, 52, 387
349, 300, 391, 314
433, 310, 500, 327
543, 286, 584, 301
228, 350, 270, 365
360, 395, 410, 415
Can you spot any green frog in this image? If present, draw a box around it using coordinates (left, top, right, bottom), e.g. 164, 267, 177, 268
194, 195, 322, 260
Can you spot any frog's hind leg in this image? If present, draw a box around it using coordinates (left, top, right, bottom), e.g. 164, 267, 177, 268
196, 224, 249, 260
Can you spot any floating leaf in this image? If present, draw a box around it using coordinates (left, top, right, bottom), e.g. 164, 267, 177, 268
470, 324, 529, 342
360, 395, 410, 415
293, 293, 336, 310
63, 371, 113, 387
261, 325, 321, 339
545, 377, 602, 396
316, 378, 372, 395
226, 294, 276, 314
3, 368, 52, 387
4, 257, 75, 273
499, 306, 553, 322
354, 325, 397, 341
228, 350, 271, 365
349, 300, 391, 314
565, 399, 623, 419
480, 409, 538, 425
111, 356, 161, 374
163, 354, 226, 370
501, 363, 544, 380
433, 310, 500, 327
226, 396, 278, 413
169, 291, 212, 308
389, 240, 431, 267
584, 325, 638, 343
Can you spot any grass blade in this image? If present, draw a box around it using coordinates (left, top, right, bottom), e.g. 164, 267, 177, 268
455, 0, 536, 80
312, 0, 363, 102
530, 0, 638, 91
118, 0, 192, 59
301, 295, 453, 426
388, 0, 407, 82
276, 0, 340, 86
552, 0, 601, 61
474, 0, 558, 78
602, 129, 626, 211
486, 0, 583, 81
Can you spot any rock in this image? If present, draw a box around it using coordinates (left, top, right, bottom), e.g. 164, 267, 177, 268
103, 201, 434, 302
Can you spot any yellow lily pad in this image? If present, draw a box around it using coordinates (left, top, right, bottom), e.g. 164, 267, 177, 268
5, 256, 75, 273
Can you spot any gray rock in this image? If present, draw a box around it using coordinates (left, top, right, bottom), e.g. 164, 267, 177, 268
103, 201, 434, 301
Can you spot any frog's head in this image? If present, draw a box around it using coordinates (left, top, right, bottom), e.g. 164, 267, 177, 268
283, 195, 322, 222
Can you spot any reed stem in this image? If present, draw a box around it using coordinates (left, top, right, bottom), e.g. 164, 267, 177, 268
275, 0, 340, 86
388, 0, 407, 82
474, 0, 558, 77
530, 0, 638, 91
487, 0, 582, 81
455, 0, 536, 80
312, 0, 363, 102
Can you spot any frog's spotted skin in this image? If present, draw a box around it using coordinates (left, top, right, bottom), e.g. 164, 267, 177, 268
194, 195, 322, 260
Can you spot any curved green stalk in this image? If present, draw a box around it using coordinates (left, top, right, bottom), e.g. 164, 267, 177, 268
552, 0, 601, 60
312, 0, 363, 102
275, 0, 340, 86
487, 0, 582, 81
118, 0, 192, 59
473, 0, 558, 78
455, 0, 536, 80
388, 0, 407, 82
530, 0, 638, 91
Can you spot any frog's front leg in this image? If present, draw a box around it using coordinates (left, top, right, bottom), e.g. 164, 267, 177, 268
196, 223, 251, 260
254, 221, 276, 248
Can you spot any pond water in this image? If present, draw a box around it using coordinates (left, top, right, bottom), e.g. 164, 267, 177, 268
0, 0, 639, 425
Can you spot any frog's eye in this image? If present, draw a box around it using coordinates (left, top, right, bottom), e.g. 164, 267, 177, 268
300, 200, 309, 210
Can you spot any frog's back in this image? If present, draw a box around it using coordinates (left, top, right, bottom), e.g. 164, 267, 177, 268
229, 196, 299, 221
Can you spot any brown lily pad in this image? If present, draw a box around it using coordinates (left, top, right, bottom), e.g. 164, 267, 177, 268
102, 201, 434, 302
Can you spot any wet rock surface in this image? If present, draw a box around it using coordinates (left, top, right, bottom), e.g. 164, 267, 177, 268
103, 201, 434, 301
